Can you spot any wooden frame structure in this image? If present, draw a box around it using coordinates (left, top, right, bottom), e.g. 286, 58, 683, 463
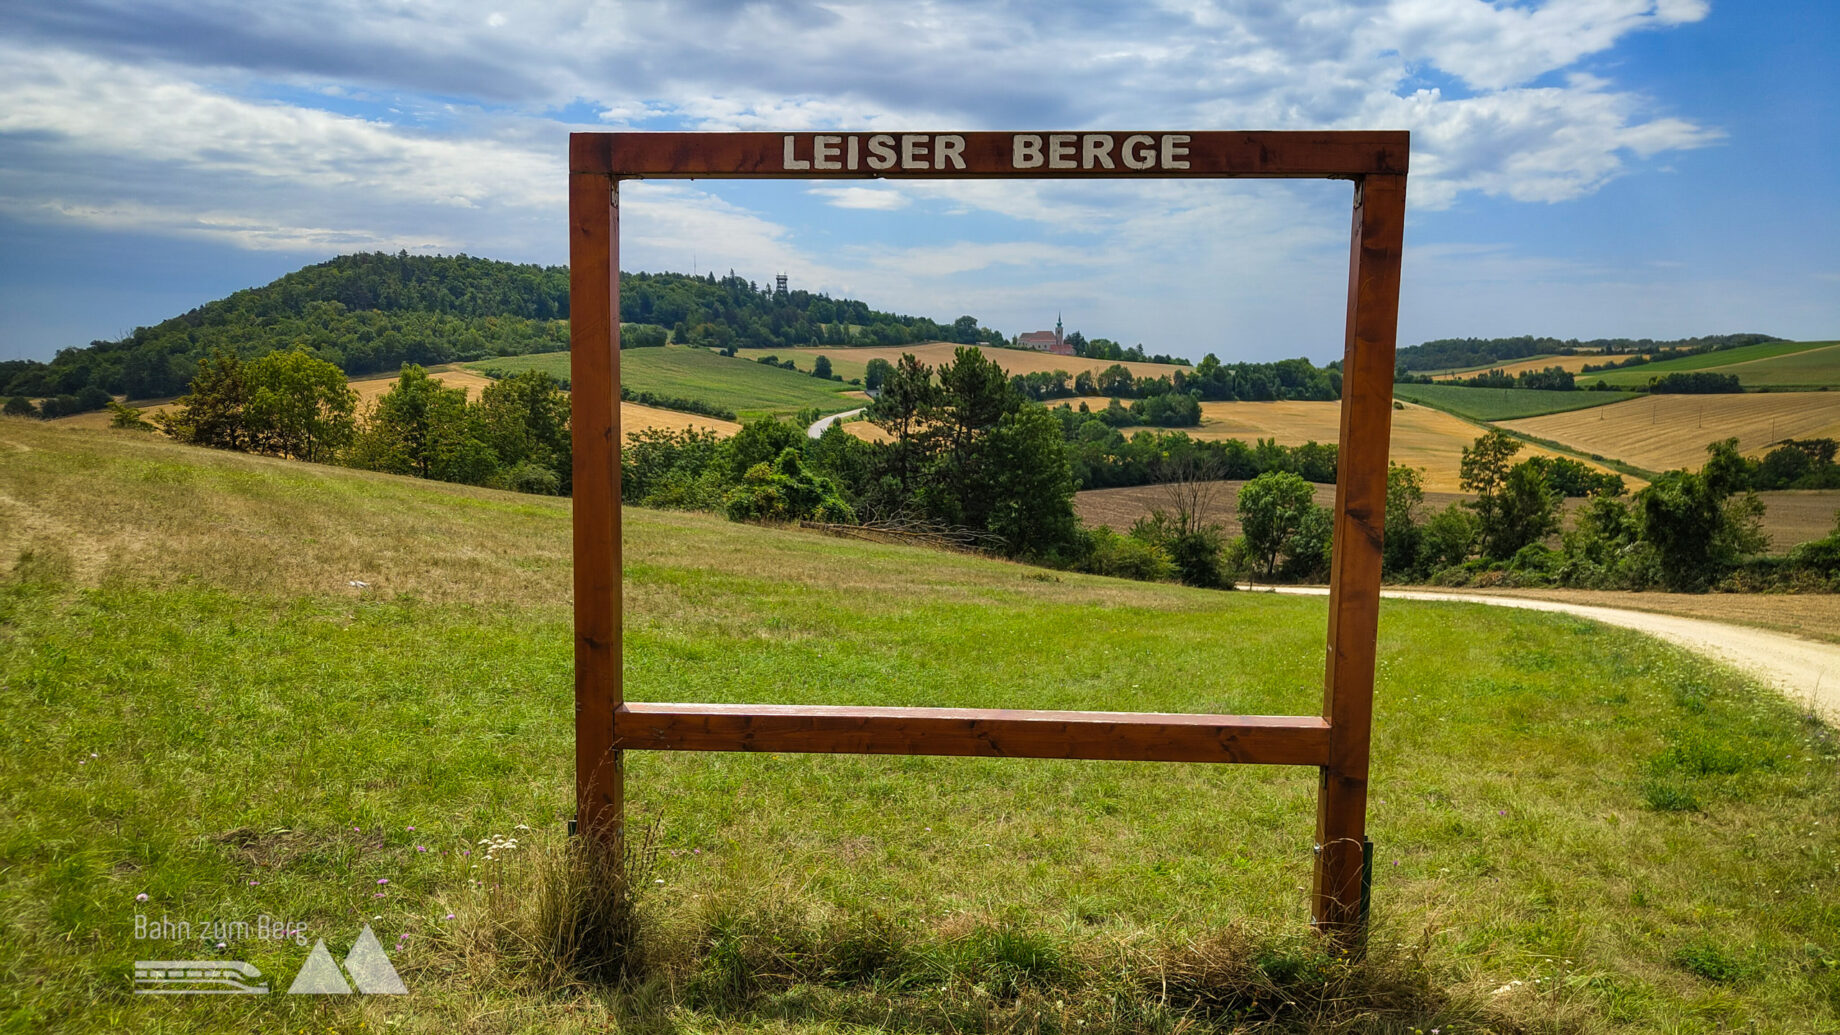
569, 130, 1407, 941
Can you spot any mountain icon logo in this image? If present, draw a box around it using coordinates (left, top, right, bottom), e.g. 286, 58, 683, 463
287, 925, 406, 994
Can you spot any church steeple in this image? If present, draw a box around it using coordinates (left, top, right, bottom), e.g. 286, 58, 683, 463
1055, 311, 1063, 346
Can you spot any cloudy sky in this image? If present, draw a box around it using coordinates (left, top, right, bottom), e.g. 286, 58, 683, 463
2, 0, 1834, 364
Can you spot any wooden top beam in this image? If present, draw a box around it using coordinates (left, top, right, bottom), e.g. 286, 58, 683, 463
613, 702, 1331, 766
571, 131, 1408, 179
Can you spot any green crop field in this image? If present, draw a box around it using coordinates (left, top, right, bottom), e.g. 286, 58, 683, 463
1391, 382, 1636, 421
1710, 341, 1840, 388
1584, 340, 1840, 388
3, 419, 1838, 1033
468, 345, 862, 419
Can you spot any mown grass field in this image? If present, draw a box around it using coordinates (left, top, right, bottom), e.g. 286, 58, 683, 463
1391, 383, 1635, 421
1501, 391, 1840, 473
2, 419, 1838, 1033
468, 346, 864, 420
1584, 341, 1840, 389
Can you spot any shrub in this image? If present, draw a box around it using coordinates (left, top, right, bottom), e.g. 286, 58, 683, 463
723, 448, 856, 524
1077, 526, 1176, 582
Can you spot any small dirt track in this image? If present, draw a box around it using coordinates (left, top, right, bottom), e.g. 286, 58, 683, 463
1255, 586, 1840, 725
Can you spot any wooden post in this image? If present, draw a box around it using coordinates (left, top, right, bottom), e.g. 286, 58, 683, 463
570, 164, 623, 847
1312, 172, 1406, 945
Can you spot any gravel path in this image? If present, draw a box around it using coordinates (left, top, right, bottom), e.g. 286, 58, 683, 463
807, 407, 864, 439
1252, 585, 1840, 724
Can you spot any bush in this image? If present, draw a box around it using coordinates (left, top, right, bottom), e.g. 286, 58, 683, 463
2, 395, 35, 418
723, 448, 856, 524
1074, 526, 1175, 582
496, 461, 562, 495
1651, 372, 1742, 394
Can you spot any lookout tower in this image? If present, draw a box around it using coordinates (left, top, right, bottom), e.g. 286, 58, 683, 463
775, 272, 788, 295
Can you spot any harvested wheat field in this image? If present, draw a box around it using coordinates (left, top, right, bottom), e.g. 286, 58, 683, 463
737, 342, 1189, 382
620, 401, 741, 437
1501, 391, 1840, 473
48, 366, 737, 440
347, 365, 498, 407
1152, 399, 1622, 492
1430, 353, 1606, 380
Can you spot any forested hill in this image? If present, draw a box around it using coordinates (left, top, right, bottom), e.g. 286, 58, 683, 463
0, 252, 996, 401
1394, 332, 1782, 374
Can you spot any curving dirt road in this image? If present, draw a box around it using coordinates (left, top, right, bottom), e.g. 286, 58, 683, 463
1251, 586, 1840, 725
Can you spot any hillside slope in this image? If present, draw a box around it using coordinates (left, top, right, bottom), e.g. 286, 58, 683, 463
2, 419, 1836, 1033
0, 252, 983, 403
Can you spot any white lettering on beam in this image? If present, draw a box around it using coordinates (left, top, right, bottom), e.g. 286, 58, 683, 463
785, 133, 1195, 173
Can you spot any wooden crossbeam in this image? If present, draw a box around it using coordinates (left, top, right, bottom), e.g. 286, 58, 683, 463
612, 703, 1330, 766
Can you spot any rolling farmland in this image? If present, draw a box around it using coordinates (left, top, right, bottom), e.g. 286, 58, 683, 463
468, 345, 865, 419
1582, 339, 1840, 388
1427, 353, 1607, 380
735, 342, 1191, 383
48, 363, 743, 439
1709, 341, 1840, 387
1500, 391, 1840, 472
1077, 480, 1839, 550
1173, 399, 1625, 491
1392, 382, 1634, 420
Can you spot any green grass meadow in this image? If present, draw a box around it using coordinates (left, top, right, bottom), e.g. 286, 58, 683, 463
2, 420, 1839, 1033
1391, 383, 1636, 421
1585, 341, 1840, 389
468, 345, 863, 419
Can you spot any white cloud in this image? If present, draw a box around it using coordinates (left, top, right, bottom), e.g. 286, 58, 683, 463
807, 186, 910, 211
0, 0, 1773, 357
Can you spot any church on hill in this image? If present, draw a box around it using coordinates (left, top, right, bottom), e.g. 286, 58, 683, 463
1017, 314, 1074, 356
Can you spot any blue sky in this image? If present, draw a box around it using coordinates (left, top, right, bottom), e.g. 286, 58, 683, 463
2, 0, 1834, 364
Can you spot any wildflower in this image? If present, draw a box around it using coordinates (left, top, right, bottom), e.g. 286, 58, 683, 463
445, 913, 455, 920
416, 846, 427, 853
90, 752, 98, 758
374, 892, 386, 898
248, 880, 259, 886
136, 893, 149, 902
216, 941, 227, 949
407, 826, 415, 832
377, 878, 389, 885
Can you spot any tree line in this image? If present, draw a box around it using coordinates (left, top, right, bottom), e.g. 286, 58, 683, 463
1382, 430, 1839, 592
139, 349, 574, 495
